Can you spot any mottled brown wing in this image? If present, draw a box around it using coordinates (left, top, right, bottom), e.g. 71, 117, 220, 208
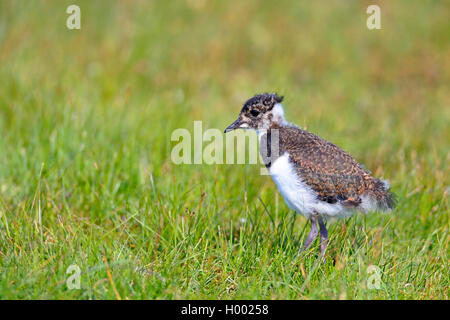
278, 126, 375, 205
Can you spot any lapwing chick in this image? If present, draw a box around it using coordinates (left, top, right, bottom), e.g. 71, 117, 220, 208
224, 93, 395, 256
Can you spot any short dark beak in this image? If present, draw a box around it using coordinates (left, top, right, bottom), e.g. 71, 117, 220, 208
224, 118, 242, 133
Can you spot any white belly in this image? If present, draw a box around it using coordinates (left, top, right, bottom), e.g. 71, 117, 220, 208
269, 153, 351, 218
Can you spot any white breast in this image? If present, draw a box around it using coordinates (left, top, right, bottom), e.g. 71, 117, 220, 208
269, 152, 353, 218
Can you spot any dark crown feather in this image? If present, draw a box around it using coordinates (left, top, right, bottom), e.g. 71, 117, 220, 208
243, 93, 284, 110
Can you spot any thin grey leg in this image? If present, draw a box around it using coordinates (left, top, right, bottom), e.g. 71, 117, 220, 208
303, 217, 319, 250
318, 217, 328, 256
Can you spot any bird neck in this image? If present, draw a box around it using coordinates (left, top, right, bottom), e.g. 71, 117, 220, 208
271, 103, 287, 126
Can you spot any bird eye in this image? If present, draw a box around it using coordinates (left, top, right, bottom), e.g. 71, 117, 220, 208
250, 110, 260, 117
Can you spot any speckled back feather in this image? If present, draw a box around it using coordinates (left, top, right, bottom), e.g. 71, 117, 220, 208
260, 124, 395, 211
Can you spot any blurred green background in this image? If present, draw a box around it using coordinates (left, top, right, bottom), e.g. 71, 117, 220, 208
0, 0, 448, 299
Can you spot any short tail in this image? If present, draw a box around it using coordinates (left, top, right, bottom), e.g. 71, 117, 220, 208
359, 178, 396, 213
373, 179, 396, 212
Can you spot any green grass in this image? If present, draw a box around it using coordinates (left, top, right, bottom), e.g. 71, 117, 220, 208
0, 0, 448, 299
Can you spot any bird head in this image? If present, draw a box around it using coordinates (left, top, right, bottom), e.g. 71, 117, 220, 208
224, 93, 285, 133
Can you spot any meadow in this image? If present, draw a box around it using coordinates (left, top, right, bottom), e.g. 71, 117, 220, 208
0, 0, 448, 299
